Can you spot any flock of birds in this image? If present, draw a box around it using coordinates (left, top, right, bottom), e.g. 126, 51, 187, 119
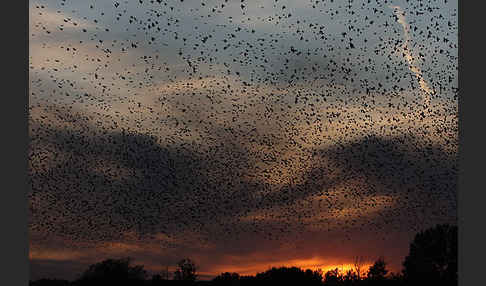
29, 0, 457, 263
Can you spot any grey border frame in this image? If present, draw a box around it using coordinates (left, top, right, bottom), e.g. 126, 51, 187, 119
0, 0, 478, 285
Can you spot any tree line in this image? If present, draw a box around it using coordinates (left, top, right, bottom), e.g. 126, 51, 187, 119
29, 224, 457, 286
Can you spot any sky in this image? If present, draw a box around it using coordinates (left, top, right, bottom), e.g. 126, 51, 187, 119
29, 0, 457, 281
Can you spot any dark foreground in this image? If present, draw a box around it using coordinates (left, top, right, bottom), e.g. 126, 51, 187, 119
30, 224, 457, 286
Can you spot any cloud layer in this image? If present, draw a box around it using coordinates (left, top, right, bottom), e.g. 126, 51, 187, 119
29, 0, 458, 281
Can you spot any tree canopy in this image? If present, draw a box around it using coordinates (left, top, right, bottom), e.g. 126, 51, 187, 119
174, 258, 198, 282
402, 224, 457, 285
367, 257, 388, 281
75, 257, 147, 284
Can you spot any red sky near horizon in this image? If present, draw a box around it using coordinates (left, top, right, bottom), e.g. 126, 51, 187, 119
28, 0, 457, 281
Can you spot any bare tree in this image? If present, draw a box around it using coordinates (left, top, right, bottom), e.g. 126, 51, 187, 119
353, 256, 365, 280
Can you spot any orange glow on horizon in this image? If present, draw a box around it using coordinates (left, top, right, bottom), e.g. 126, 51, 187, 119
204, 258, 374, 280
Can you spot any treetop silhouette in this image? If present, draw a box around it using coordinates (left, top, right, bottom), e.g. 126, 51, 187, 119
403, 224, 457, 285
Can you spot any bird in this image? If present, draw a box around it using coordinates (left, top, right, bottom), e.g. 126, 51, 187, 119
29, 0, 457, 278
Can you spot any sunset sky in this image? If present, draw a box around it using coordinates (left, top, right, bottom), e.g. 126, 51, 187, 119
29, 0, 457, 281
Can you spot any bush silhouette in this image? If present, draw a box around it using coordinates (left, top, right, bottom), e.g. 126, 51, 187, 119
73, 257, 147, 285
254, 266, 322, 286
212, 272, 241, 286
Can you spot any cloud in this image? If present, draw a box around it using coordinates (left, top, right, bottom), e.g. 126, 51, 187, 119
28, 0, 457, 281
29, 101, 456, 279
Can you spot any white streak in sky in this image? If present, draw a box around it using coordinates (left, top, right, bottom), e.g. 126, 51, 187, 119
389, 5, 432, 108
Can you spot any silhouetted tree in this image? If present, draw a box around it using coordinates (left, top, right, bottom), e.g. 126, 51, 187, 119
367, 257, 388, 281
255, 267, 322, 286
174, 258, 197, 282
212, 272, 241, 286
324, 268, 342, 286
342, 269, 359, 286
74, 257, 147, 285
238, 275, 257, 286
353, 256, 366, 281
402, 224, 457, 286
387, 272, 405, 286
